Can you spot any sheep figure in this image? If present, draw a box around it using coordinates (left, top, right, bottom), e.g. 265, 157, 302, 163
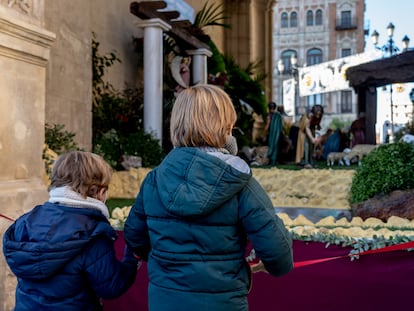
401, 134, 414, 144
327, 152, 346, 166
251, 146, 269, 166
344, 144, 378, 166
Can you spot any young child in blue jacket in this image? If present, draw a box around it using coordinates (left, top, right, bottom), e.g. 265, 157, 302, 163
3, 151, 140, 311
124, 84, 293, 311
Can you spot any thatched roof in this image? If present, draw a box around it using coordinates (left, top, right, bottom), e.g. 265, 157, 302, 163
347, 49, 414, 88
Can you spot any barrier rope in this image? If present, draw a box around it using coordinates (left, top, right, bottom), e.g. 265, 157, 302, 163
0, 213, 15, 223
293, 240, 414, 268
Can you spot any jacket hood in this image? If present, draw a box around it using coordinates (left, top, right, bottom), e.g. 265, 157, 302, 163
3, 202, 116, 280
155, 147, 251, 218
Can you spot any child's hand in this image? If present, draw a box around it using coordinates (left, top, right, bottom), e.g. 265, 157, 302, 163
250, 260, 268, 273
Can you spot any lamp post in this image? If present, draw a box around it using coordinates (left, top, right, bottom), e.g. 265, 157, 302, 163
371, 22, 410, 142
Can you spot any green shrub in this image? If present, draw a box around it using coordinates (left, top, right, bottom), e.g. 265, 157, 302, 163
92, 35, 165, 168
121, 131, 165, 167
44, 123, 82, 177
93, 129, 164, 169
45, 123, 80, 154
349, 142, 414, 204
93, 129, 120, 169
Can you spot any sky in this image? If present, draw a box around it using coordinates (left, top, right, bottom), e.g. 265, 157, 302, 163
364, 0, 414, 52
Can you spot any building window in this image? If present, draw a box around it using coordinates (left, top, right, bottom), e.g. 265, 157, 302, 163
315, 9, 323, 25
341, 11, 352, 28
290, 11, 298, 27
341, 90, 353, 113
306, 10, 313, 26
306, 48, 322, 65
341, 48, 352, 57
306, 48, 323, 108
281, 50, 297, 73
307, 94, 323, 107
281, 12, 288, 28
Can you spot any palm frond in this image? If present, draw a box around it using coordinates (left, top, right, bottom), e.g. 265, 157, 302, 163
194, 1, 231, 29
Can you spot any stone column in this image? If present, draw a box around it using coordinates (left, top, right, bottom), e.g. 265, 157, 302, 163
187, 48, 212, 85
134, 18, 171, 145
0, 3, 55, 310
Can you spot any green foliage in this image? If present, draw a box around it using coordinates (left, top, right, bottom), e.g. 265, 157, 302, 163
93, 88, 144, 138
92, 34, 163, 169
328, 117, 352, 130
220, 56, 267, 146
45, 123, 81, 154
349, 142, 414, 204
193, 1, 230, 29
93, 129, 164, 170
193, 2, 266, 147
207, 41, 226, 75
92, 32, 121, 108
93, 129, 120, 168
122, 131, 165, 167
44, 123, 82, 178
291, 231, 414, 260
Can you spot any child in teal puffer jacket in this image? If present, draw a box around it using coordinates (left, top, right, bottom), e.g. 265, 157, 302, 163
124, 84, 293, 311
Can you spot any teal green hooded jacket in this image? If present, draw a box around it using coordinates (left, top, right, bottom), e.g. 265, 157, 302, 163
124, 147, 293, 311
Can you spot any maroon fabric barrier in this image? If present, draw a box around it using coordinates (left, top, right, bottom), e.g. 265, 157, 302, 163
103, 232, 414, 311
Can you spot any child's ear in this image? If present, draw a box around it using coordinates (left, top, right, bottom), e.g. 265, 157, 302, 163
97, 187, 107, 202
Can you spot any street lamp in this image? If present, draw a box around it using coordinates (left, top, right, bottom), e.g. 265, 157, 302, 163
371, 22, 410, 142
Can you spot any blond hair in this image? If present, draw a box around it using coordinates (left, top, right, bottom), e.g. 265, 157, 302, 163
170, 84, 237, 147
49, 151, 112, 198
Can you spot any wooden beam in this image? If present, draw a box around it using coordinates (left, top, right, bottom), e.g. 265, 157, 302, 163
171, 20, 192, 29
161, 11, 180, 20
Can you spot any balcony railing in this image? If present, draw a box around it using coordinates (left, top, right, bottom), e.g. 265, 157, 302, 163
335, 17, 358, 30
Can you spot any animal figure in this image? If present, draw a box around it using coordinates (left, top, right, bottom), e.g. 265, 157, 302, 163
344, 144, 378, 166
239, 146, 255, 163
401, 134, 414, 144
327, 152, 345, 166
251, 146, 269, 166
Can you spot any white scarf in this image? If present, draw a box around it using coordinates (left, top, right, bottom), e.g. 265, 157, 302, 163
48, 186, 110, 219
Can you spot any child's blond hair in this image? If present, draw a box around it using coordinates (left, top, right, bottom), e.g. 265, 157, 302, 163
49, 151, 112, 198
170, 84, 237, 147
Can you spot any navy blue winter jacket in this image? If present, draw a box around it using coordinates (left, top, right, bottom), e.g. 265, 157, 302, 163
124, 147, 293, 311
3, 202, 138, 311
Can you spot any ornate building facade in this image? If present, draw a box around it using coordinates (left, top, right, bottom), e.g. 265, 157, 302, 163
272, 0, 366, 128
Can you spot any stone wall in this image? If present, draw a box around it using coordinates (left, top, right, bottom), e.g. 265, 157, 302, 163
0, 1, 55, 309
44, 0, 144, 151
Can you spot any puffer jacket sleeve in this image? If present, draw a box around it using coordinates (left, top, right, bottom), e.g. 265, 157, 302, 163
83, 236, 138, 299
124, 186, 151, 261
238, 177, 293, 277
